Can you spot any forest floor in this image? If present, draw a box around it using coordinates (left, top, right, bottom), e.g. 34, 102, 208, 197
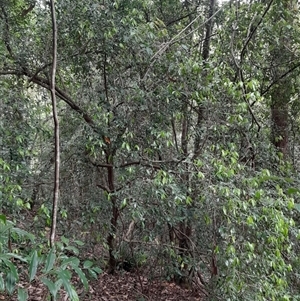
82, 271, 204, 301
1, 270, 205, 301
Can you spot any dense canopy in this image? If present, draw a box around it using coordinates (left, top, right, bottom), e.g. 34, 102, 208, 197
1, 0, 300, 300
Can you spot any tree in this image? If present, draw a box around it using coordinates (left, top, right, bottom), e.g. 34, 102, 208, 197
1, 0, 300, 300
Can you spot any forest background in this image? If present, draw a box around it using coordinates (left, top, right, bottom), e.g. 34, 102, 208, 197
1, 0, 300, 300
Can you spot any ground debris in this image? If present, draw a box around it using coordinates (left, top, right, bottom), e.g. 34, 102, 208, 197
0, 271, 204, 301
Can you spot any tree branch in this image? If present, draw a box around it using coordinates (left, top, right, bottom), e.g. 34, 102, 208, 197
0, 66, 98, 132
240, 0, 274, 63
96, 183, 110, 193
166, 10, 198, 27
21, 69, 99, 131
20, 2, 36, 18
0, 5, 13, 58
262, 62, 300, 96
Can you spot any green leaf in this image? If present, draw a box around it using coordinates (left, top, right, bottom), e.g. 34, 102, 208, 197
74, 240, 84, 246
7, 253, 27, 263
29, 251, 39, 282
57, 269, 72, 281
61, 257, 80, 269
294, 203, 300, 213
287, 187, 299, 195
17, 287, 28, 301
41, 277, 55, 293
41, 277, 61, 299
0, 214, 6, 224
92, 267, 102, 274
57, 270, 79, 301
83, 260, 93, 269
2, 259, 18, 279
6, 271, 17, 295
88, 269, 97, 279
186, 196, 192, 205
64, 246, 79, 255
12, 227, 35, 241
44, 247, 56, 273
63, 282, 79, 301
0, 275, 4, 291
60, 236, 69, 245
0, 223, 13, 234
72, 265, 88, 290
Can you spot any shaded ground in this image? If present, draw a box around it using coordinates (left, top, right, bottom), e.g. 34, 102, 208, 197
83, 272, 203, 301
0, 235, 206, 300
1, 271, 204, 301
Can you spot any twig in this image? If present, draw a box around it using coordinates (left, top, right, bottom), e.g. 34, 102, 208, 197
142, 3, 227, 81
240, 0, 274, 63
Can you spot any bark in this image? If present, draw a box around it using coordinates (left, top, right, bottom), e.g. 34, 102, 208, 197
105, 152, 119, 274
271, 90, 289, 157
269, 1, 296, 157
194, 0, 215, 155
202, 0, 215, 61
49, 0, 59, 249
176, 103, 192, 286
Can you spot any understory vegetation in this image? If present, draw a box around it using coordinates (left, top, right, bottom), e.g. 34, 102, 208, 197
1, 0, 300, 300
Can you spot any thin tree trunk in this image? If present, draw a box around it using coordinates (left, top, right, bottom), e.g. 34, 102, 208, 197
176, 103, 192, 286
49, 0, 59, 248
269, 0, 296, 158
105, 153, 119, 274
202, 0, 215, 61
194, 0, 215, 155
271, 92, 289, 157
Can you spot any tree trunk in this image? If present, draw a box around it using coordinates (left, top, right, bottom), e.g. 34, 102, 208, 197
269, 0, 296, 157
271, 94, 289, 157
105, 152, 119, 274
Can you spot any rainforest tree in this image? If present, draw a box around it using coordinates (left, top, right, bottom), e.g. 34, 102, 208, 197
1, 0, 300, 300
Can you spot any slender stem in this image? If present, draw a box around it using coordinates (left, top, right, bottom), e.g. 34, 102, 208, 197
49, 0, 59, 249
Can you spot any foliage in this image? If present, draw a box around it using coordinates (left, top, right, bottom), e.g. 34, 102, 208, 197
0, 214, 101, 300
1, 0, 300, 300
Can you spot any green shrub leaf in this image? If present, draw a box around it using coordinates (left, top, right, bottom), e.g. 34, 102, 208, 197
29, 250, 39, 282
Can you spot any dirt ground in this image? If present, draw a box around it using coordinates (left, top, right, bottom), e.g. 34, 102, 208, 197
1, 271, 205, 301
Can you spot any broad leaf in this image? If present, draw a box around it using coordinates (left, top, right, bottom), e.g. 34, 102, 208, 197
17, 287, 28, 301
0, 275, 4, 291
44, 247, 56, 273
29, 251, 39, 282
83, 260, 93, 269
5, 271, 17, 295
57, 270, 79, 301
0, 215, 6, 224
294, 203, 300, 213
41, 277, 61, 299
61, 257, 79, 269
72, 265, 88, 290
64, 246, 79, 255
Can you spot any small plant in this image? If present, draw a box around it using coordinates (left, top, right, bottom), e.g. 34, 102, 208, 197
29, 237, 102, 301
0, 214, 32, 300
0, 215, 102, 300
